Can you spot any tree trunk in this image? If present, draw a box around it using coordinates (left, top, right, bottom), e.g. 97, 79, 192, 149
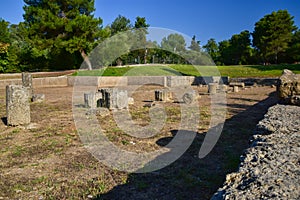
80, 49, 92, 70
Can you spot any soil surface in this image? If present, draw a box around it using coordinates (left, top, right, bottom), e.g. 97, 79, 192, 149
0, 85, 278, 199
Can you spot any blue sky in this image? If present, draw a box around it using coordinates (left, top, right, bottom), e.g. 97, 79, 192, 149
1, 0, 299, 44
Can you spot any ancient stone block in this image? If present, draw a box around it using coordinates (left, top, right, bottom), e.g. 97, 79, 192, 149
6, 85, 30, 126
99, 88, 128, 110
208, 83, 218, 94
166, 76, 190, 87
32, 94, 45, 103
182, 92, 197, 104
22, 72, 33, 97
128, 97, 134, 105
277, 69, 300, 105
155, 89, 172, 102
229, 82, 245, 88
233, 86, 239, 93
219, 84, 228, 92
84, 91, 102, 108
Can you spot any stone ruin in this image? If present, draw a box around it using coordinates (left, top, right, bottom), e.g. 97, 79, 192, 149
84, 88, 128, 110
277, 69, 300, 105
6, 85, 31, 126
154, 89, 172, 102
211, 104, 300, 200
154, 89, 197, 104
22, 72, 33, 97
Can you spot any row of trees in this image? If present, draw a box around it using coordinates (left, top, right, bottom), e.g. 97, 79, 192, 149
203, 10, 300, 65
0, 0, 299, 73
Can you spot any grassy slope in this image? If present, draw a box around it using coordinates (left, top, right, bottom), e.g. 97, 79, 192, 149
74, 64, 300, 77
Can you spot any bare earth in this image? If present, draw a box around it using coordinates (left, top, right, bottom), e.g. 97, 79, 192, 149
0, 85, 278, 199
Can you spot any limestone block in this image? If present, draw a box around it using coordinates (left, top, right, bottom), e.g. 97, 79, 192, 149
99, 88, 128, 109
219, 84, 228, 92
277, 69, 300, 105
155, 89, 172, 102
233, 86, 239, 93
84, 92, 97, 109
229, 82, 245, 88
6, 85, 31, 126
208, 83, 218, 94
22, 72, 33, 97
182, 92, 197, 104
32, 94, 45, 103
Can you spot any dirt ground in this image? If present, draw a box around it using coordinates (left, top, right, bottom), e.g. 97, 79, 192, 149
0, 84, 278, 199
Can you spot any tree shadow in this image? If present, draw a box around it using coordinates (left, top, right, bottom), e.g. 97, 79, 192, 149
1, 117, 7, 126
95, 92, 278, 200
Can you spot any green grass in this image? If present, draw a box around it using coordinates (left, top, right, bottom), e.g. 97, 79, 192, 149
72, 64, 300, 77
74, 65, 181, 76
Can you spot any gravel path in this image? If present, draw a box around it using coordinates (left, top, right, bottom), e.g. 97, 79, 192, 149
211, 104, 300, 200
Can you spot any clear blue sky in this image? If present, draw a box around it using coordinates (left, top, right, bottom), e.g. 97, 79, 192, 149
1, 0, 299, 44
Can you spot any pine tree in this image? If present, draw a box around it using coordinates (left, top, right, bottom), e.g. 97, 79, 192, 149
188, 35, 200, 52
252, 10, 297, 64
23, 0, 103, 70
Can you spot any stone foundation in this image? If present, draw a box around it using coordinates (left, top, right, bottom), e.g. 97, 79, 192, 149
211, 105, 300, 200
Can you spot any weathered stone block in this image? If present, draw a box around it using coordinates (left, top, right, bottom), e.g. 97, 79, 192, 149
229, 82, 245, 88
84, 91, 102, 108
277, 69, 300, 105
22, 72, 33, 97
208, 83, 218, 94
32, 94, 45, 103
6, 85, 30, 126
155, 89, 172, 102
99, 88, 128, 109
233, 86, 239, 93
182, 91, 197, 104
219, 84, 228, 92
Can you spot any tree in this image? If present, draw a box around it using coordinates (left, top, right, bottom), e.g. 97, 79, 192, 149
229, 30, 252, 64
188, 35, 201, 52
218, 40, 231, 65
203, 38, 219, 62
110, 15, 131, 35
0, 19, 10, 72
252, 10, 297, 64
161, 33, 186, 64
23, 0, 104, 70
286, 30, 300, 63
161, 33, 186, 53
131, 16, 149, 64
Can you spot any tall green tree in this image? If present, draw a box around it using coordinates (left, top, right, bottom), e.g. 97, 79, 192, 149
131, 16, 149, 64
203, 38, 219, 63
23, 0, 104, 70
161, 33, 186, 64
0, 19, 11, 72
218, 40, 231, 65
161, 33, 186, 53
188, 35, 201, 52
229, 30, 252, 64
286, 30, 300, 63
110, 15, 131, 35
252, 10, 297, 64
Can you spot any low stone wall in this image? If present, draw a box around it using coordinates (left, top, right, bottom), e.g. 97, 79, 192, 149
230, 78, 278, 86
0, 75, 279, 89
0, 76, 69, 89
211, 104, 300, 200
33, 76, 68, 88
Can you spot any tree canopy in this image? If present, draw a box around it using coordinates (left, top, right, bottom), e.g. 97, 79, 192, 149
252, 10, 297, 64
0, 7, 300, 73
23, 0, 103, 70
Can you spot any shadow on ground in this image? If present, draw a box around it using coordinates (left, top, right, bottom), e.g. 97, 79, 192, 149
1, 117, 7, 126
95, 92, 278, 200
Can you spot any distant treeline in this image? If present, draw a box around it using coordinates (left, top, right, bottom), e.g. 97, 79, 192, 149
0, 0, 299, 72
